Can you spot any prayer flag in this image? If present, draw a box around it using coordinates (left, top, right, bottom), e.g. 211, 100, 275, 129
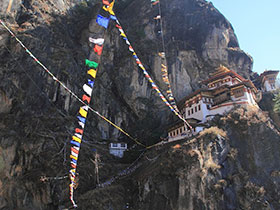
96, 15, 110, 29
82, 94, 91, 104
88, 79, 95, 87
71, 140, 80, 148
85, 59, 99, 68
72, 136, 82, 143
78, 121, 85, 129
71, 151, 78, 158
71, 147, 79, 154
89, 37, 104, 45
79, 107, 88, 118
94, 44, 103, 56
154, 15, 161, 20
77, 116, 86, 124
152, 1, 159, 5
116, 24, 122, 29
75, 128, 83, 135
88, 69, 97, 78
120, 32, 126, 37
83, 84, 93, 96
74, 133, 82, 139
110, 15, 117, 20
102, 0, 110, 5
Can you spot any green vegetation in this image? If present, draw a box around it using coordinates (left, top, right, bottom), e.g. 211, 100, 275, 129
273, 90, 280, 113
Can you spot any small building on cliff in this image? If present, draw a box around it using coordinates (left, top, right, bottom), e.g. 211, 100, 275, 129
167, 66, 259, 140
253, 70, 279, 92
109, 142, 127, 158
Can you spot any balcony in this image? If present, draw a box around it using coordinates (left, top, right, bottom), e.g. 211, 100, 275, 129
213, 93, 231, 106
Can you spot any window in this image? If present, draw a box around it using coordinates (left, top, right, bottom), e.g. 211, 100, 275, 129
121, 143, 126, 148
207, 105, 210, 109
180, 128, 182, 133
233, 88, 244, 98
112, 143, 118, 148
198, 104, 201, 111
188, 110, 190, 116
195, 106, 197, 112
191, 109, 193, 114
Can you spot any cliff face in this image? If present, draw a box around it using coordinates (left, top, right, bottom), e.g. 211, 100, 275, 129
76, 107, 280, 210
0, 0, 272, 209
130, 107, 280, 210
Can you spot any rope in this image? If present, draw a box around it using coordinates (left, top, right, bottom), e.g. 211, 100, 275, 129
113, 17, 192, 130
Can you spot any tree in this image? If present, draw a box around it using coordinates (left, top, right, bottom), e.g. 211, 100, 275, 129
273, 90, 280, 113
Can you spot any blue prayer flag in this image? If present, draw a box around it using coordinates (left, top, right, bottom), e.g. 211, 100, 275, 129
71, 140, 80, 147
96, 15, 110, 29
88, 79, 95, 87
77, 116, 86, 124
110, 15, 117, 20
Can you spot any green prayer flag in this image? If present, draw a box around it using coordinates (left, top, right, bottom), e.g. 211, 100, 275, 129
85, 59, 99, 68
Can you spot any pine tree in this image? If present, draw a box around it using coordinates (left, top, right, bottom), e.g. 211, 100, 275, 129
273, 90, 280, 113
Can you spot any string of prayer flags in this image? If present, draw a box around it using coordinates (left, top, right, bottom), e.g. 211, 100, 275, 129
112, 17, 192, 130
151, 0, 180, 114
96, 14, 110, 29
69, 1, 116, 207
85, 59, 99, 69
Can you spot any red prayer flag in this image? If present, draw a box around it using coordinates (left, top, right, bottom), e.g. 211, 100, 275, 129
102, 0, 110, 6
75, 128, 84, 135
152, 1, 159, 5
82, 94, 91, 104
71, 164, 77, 169
94, 45, 103, 56
71, 147, 79, 154
116, 24, 122, 29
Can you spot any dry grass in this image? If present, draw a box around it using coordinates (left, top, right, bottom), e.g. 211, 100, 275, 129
199, 126, 227, 138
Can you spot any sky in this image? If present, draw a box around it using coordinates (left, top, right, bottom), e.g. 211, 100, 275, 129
209, 0, 280, 75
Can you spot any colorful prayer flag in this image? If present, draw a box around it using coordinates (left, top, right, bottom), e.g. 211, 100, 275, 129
96, 14, 110, 29
79, 107, 88, 118
83, 84, 93, 96
88, 79, 95, 87
87, 69, 97, 78
102, 0, 110, 5
85, 59, 99, 68
89, 37, 104, 45
77, 116, 86, 124
82, 94, 91, 104
94, 44, 103, 56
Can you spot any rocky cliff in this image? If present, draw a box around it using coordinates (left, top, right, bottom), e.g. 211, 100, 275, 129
0, 0, 278, 209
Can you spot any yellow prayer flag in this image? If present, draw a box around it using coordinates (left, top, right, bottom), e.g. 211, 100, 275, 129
70, 155, 77, 160
120, 32, 126, 37
79, 107, 88, 118
72, 136, 82, 143
88, 69, 97, 78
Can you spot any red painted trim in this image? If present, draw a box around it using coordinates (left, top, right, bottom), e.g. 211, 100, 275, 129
210, 101, 249, 110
